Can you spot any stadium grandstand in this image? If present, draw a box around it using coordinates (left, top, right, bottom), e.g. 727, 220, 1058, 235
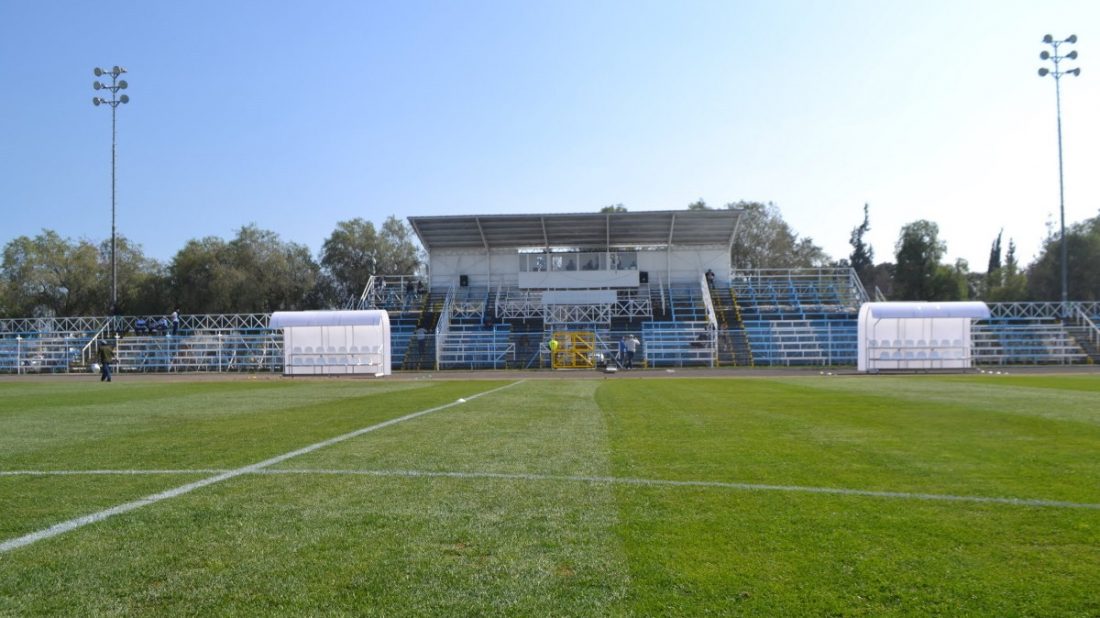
1, 210, 1098, 374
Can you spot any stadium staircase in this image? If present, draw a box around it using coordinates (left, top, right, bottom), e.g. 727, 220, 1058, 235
709, 286, 751, 366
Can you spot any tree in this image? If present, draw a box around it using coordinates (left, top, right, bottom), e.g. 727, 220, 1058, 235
321, 218, 379, 303
376, 216, 421, 276
987, 229, 1003, 274
0, 230, 102, 317
893, 220, 967, 300
102, 236, 171, 316
1026, 214, 1100, 301
599, 204, 627, 213
987, 238, 1028, 301
320, 216, 422, 304
849, 204, 875, 290
687, 199, 709, 210
981, 229, 1003, 299
727, 201, 829, 269
169, 225, 321, 314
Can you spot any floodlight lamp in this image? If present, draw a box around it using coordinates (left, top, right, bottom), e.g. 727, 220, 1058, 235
94, 81, 103, 90
118, 80, 128, 89
119, 94, 129, 104
1043, 34, 1054, 43
94, 67, 104, 77
1069, 68, 1081, 76
1066, 50, 1078, 60
112, 65, 122, 75
1066, 34, 1077, 44
1040, 50, 1050, 60
1038, 67, 1050, 76
93, 97, 102, 106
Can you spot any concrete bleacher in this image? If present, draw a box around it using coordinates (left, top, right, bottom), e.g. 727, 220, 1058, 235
972, 304, 1094, 365
6, 276, 1099, 375
731, 269, 865, 366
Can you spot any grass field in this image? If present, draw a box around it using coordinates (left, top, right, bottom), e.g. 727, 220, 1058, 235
1, 373, 1099, 616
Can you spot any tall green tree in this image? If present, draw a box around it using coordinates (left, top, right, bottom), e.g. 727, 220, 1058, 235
0, 230, 102, 317
987, 229, 1003, 274
320, 216, 421, 303
727, 201, 828, 269
849, 204, 875, 290
321, 218, 379, 303
987, 238, 1028, 301
1026, 214, 1100, 301
982, 229, 1003, 299
102, 236, 170, 315
169, 225, 321, 314
599, 204, 627, 213
893, 220, 966, 300
376, 216, 421, 276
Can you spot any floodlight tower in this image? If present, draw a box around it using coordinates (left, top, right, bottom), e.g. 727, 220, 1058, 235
92, 66, 130, 312
1038, 35, 1079, 316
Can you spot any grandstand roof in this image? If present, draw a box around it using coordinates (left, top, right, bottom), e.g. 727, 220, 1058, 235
408, 210, 743, 251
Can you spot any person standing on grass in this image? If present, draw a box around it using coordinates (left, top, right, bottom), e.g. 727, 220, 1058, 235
97, 342, 115, 382
624, 334, 639, 369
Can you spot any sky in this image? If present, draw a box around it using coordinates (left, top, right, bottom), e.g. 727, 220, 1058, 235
2, 0, 1098, 272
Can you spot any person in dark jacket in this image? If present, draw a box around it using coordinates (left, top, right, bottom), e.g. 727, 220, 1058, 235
97, 342, 115, 382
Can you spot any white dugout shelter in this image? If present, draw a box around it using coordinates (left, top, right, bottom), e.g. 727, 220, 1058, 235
857, 302, 991, 372
270, 310, 391, 376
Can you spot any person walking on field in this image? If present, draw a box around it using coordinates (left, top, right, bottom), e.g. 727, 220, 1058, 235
97, 342, 115, 382
624, 334, 639, 369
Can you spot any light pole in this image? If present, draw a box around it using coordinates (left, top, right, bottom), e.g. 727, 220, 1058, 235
1037, 35, 1079, 316
92, 66, 130, 314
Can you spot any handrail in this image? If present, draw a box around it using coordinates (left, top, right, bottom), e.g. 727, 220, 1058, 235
79, 319, 113, 366
848, 268, 870, 304
1074, 305, 1100, 348
698, 275, 719, 367
350, 275, 376, 309
434, 284, 456, 371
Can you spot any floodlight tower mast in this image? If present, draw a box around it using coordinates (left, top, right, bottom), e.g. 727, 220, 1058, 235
92, 66, 130, 313
1038, 35, 1079, 316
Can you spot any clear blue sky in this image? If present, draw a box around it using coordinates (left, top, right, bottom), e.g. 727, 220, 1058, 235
3, 0, 1097, 271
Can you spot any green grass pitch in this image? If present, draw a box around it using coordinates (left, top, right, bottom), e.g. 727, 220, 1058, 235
1, 374, 1099, 616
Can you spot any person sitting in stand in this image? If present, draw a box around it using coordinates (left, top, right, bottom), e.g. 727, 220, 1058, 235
134, 317, 148, 334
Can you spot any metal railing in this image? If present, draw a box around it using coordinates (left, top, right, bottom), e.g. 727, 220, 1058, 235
742, 320, 859, 366
642, 322, 716, 368
1072, 305, 1100, 348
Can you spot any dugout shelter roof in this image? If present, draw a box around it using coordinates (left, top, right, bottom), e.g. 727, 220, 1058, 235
408, 209, 744, 251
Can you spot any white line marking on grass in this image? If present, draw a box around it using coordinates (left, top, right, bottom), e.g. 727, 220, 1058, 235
0, 470, 229, 476
0, 381, 524, 554
262, 468, 1100, 511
